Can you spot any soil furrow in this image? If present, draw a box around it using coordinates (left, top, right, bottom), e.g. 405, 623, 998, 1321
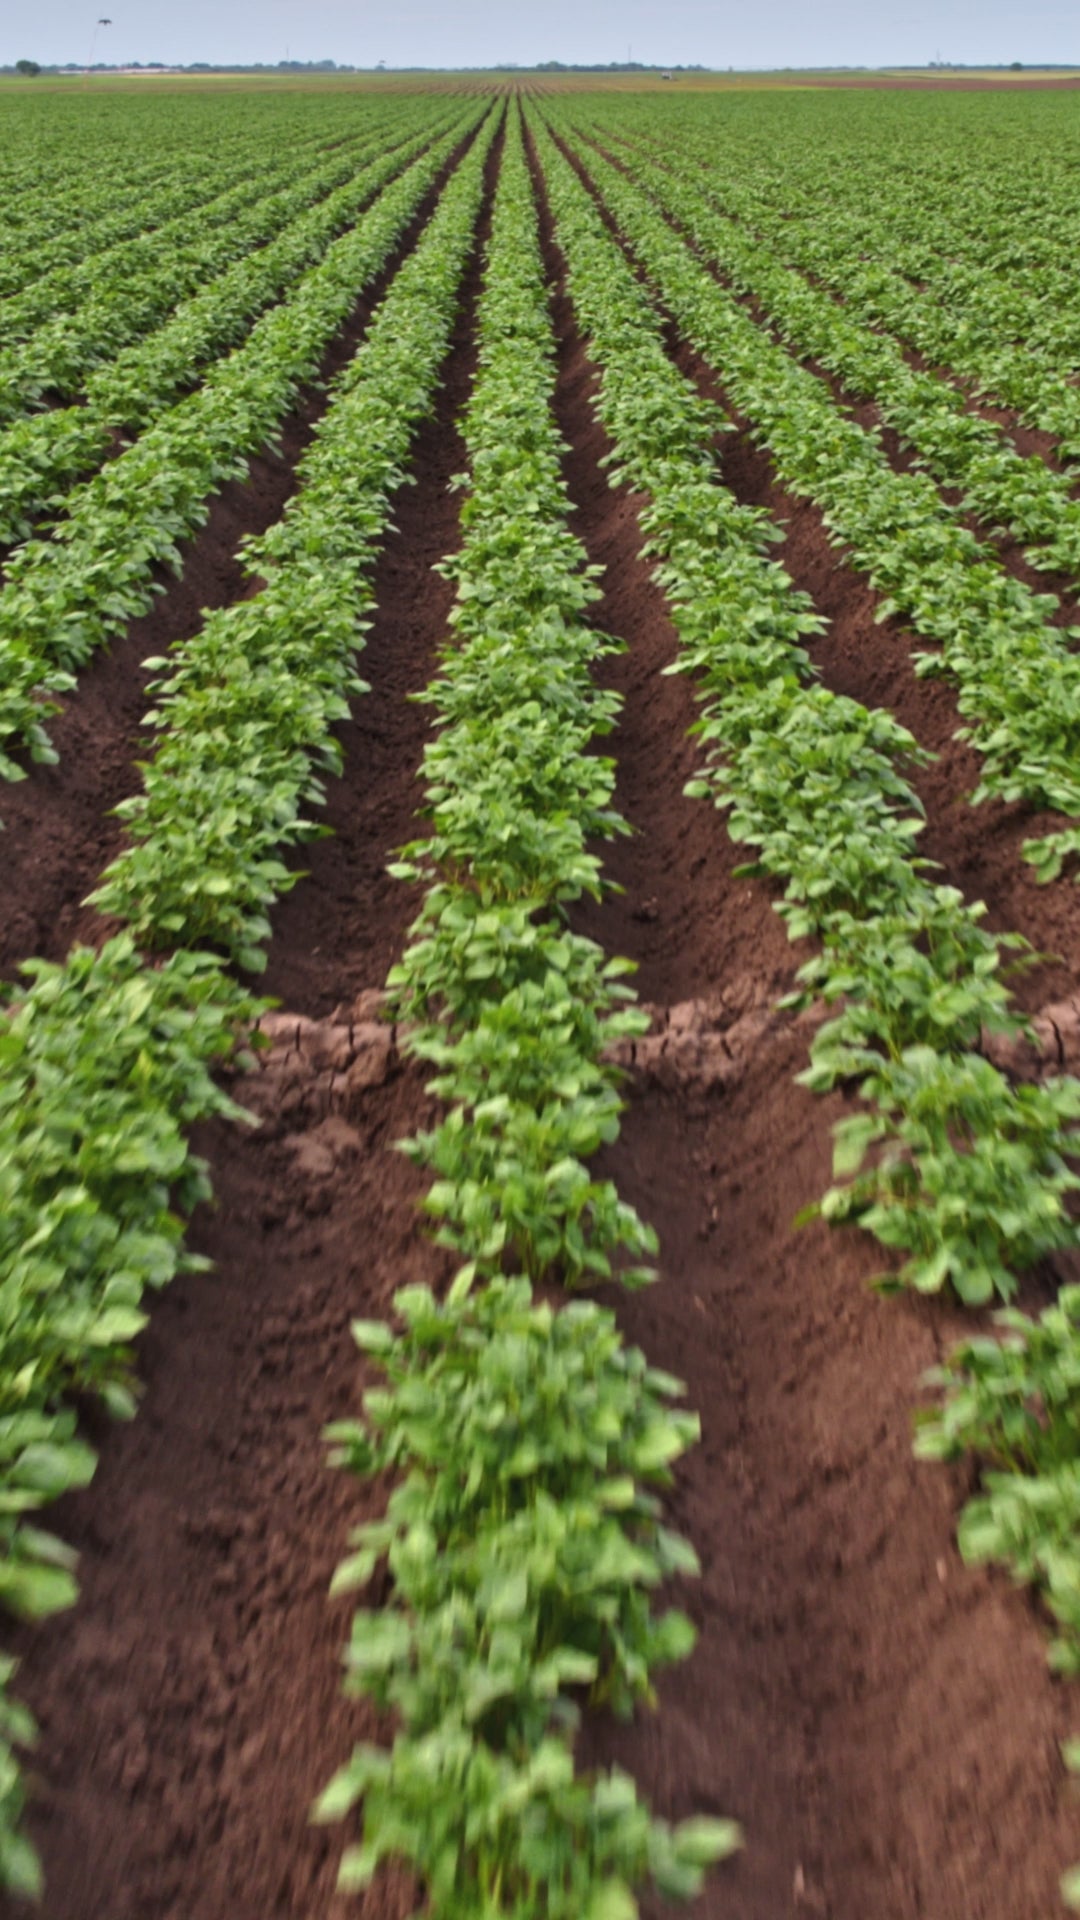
528, 121, 1079, 1920
543, 229, 795, 1010
0, 122, 477, 983
581, 127, 1080, 621
677, 354, 1080, 1012
698, 249, 1080, 622
550, 123, 1080, 1013
600, 125, 1069, 467
0, 138, 498, 1920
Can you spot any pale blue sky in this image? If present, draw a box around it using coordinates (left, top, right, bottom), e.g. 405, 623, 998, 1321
4, 0, 1080, 72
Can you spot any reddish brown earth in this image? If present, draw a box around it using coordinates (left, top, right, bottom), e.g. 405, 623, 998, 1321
557, 125, 1080, 1017
530, 128, 1080, 1920
0, 124, 476, 983
582, 124, 1080, 580
0, 136, 492, 1920
258, 281, 470, 1014
548, 271, 797, 1009
707, 413, 1080, 1014
2, 115, 1080, 1920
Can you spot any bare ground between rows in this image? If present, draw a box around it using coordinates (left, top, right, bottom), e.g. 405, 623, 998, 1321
0, 136, 496, 1920
3, 112, 1076, 1920
0, 121, 477, 985
529, 123, 1080, 1920
586, 1058, 1080, 1920
551, 122, 1080, 1014
679, 231, 1080, 625
543, 221, 796, 1008
597, 124, 1074, 477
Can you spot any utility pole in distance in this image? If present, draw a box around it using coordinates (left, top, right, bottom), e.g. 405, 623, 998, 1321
85, 16, 111, 83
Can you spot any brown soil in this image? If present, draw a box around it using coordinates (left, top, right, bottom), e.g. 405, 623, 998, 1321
580, 125, 1080, 615
583, 1050, 1079, 1920
0, 124, 475, 984
0, 137, 492, 1920
709, 414, 1080, 1013
3, 113, 1079, 1920
529, 129, 1080, 1920
546, 249, 797, 1009
555, 124, 1080, 1014
258, 266, 472, 1014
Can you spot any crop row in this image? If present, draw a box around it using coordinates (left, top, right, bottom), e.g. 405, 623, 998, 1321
0, 108, 482, 784
534, 103, 1080, 1907
611, 102, 1080, 465
0, 122, 400, 423
572, 119, 1080, 587
532, 102, 1080, 1308
313, 102, 736, 1917
0, 96, 374, 287
0, 942, 260, 1895
550, 116, 1080, 884
0, 111, 500, 1895
0, 133, 338, 305
756, 147, 1080, 374
0, 121, 380, 356
735, 172, 1080, 396
0, 106, 443, 426
767, 228, 1080, 464
0, 149, 206, 296
7, 90, 1077, 1914
0, 109, 462, 547
799, 246, 1080, 470
88, 120, 498, 971
607, 96, 1080, 373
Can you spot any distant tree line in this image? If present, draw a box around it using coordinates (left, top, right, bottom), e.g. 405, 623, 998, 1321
4, 56, 1064, 79
3, 57, 348, 75
528, 60, 706, 71
5, 58, 708, 75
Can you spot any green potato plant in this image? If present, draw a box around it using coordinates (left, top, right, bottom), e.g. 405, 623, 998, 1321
0, 114, 501, 1890
318, 105, 735, 1916
530, 106, 1080, 1866
0, 109, 485, 782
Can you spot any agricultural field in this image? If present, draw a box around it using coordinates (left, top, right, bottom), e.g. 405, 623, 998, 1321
4, 72, 1080, 1920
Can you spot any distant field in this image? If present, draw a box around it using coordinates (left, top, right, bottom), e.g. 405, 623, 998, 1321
4, 64, 1080, 93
